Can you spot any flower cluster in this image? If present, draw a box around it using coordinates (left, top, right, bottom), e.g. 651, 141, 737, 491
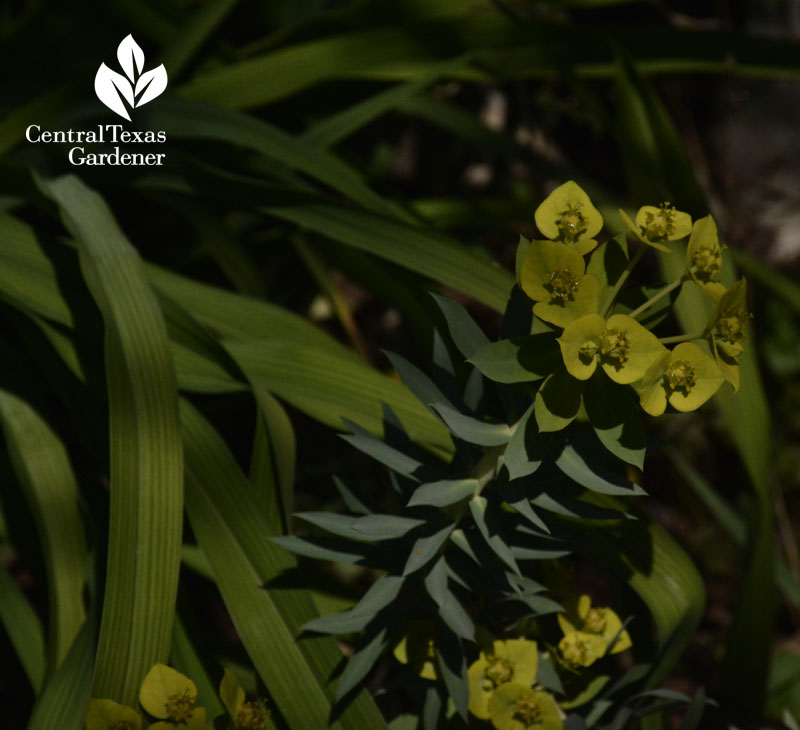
520, 181, 749, 426
85, 664, 268, 730
467, 639, 563, 730
556, 595, 631, 669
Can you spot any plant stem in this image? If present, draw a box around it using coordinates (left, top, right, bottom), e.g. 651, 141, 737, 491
599, 243, 646, 317
629, 273, 688, 319
658, 330, 705, 345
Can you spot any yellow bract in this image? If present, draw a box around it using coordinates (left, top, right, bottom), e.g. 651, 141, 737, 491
520, 240, 601, 328
467, 638, 539, 720
705, 277, 750, 391
557, 632, 607, 668
85, 698, 142, 730
487, 684, 563, 730
638, 342, 724, 416
685, 215, 726, 300
534, 180, 603, 255
139, 663, 206, 730
220, 669, 268, 729
557, 595, 632, 659
619, 203, 691, 252
393, 624, 438, 680
558, 313, 666, 385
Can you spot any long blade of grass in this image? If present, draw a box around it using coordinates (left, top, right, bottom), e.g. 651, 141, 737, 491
0, 391, 87, 674
145, 262, 362, 360
667, 447, 800, 608
181, 400, 388, 729
225, 339, 453, 456
38, 175, 184, 706
27, 618, 95, 730
250, 387, 296, 532
146, 99, 409, 221
170, 613, 225, 718
160, 0, 239, 80
0, 563, 45, 693
299, 56, 471, 149
264, 204, 513, 312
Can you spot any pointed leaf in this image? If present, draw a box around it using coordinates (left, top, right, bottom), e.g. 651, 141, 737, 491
407, 478, 478, 508
555, 443, 645, 496
336, 628, 389, 701
436, 628, 469, 720
503, 404, 549, 480
431, 294, 491, 357
432, 402, 512, 446
469, 496, 520, 575
469, 334, 559, 384
303, 576, 404, 634
403, 524, 453, 575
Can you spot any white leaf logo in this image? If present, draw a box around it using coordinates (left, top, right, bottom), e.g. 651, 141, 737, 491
94, 34, 167, 121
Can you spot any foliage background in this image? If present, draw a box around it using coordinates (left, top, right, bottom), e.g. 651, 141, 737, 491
2, 0, 800, 728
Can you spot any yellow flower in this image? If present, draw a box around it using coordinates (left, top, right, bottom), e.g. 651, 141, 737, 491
685, 215, 726, 300
619, 203, 692, 252
557, 632, 607, 668
487, 684, 563, 730
557, 595, 632, 656
393, 623, 438, 680
534, 180, 603, 255
139, 663, 206, 730
520, 240, 601, 327
558, 313, 666, 385
468, 639, 539, 720
85, 698, 142, 730
704, 277, 750, 391
637, 343, 724, 416
220, 668, 270, 729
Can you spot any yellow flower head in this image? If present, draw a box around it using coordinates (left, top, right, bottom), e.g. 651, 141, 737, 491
637, 342, 724, 416
220, 668, 269, 729
619, 203, 692, 252
487, 684, 563, 730
468, 638, 539, 720
520, 241, 600, 327
557, 632, 607, 668
139, 663, 206, 730
534, 180, 603, 255
558, 313, 666, 385
557, 595, 632, 657
685, 215, 726, 300
85, 698, 142, 730
393, 623, 438, 680
705, 277, 750, 390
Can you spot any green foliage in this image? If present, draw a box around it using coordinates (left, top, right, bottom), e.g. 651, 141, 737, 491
0, 2, 793, 728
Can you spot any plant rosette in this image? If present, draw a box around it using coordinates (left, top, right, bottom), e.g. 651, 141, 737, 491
468, 639, 539, 720
534, 180, 603, 255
